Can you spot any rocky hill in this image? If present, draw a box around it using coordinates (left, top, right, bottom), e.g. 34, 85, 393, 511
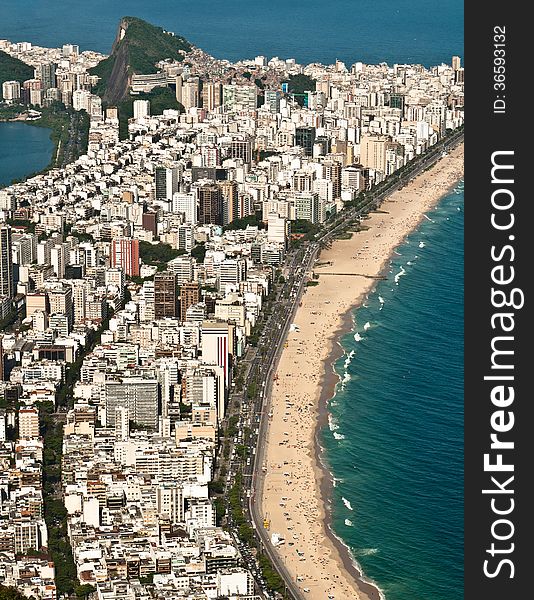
89, 16, 192, 104
0, 50, 34, 97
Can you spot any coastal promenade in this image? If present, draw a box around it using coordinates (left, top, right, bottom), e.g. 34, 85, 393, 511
250, 142, 464, 599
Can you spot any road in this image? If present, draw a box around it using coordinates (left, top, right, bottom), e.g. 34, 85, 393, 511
221, 130, 464, 599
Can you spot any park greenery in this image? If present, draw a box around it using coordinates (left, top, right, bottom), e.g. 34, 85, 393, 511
222, 213, 265, 232
190, 242, 206, 263
139, 240, 183, 268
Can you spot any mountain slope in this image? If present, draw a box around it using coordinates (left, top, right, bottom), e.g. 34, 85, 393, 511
90, 16, 192, 104
0, 50, 34, 97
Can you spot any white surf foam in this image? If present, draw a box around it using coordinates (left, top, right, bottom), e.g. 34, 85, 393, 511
358, 548, 379, 556
344, 349, 356, 367
394, 266, 406, 284
353, 332, 362, 342
333, 432, 345, 440
328, 414, 339, 432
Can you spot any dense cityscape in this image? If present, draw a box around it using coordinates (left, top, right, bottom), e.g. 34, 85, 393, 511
0, 20, 464, 600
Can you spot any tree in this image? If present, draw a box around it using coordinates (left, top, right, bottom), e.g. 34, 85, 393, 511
0, 585, 27, 600
75, 585, 96, 599
139, 241, 181, 266
191, 243, 206, 263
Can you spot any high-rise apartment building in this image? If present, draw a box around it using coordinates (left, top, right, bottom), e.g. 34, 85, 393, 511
172, 192, 197, 224
264, 90, 281, 113
18, 408, 39, 438
167, 256, 195, 285
229, 138, 253, 165
2, 81, 21, 103
133, 99, 150, 119
182, 77, 200, 111
180, 282, 200, 320
295, 126, 316, 156
110, 238, 140, 277
201, 321, 230, 388
222, 84, 257, 111
198, 183, 223, 225
48, 285, 73, 328
105, 378, 159, 430
40, 62, 56, 91
155, 166, 180, 202
323, 159, 342, 198
293, 192, 321, 224
201, 81, 222, 111
0, 225, 13, 298
219, 180, 238, 225
154, 271, 178, 319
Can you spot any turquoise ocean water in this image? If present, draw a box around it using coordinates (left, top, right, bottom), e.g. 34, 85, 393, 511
323, 184, 464, 599
0, 122, 54, 188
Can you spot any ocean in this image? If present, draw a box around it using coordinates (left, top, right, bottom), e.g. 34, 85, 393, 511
0, 0, 463, 67
0, 122, 54, 188
323, 183, 464, 600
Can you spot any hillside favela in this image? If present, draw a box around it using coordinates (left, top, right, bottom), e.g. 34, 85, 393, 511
0, 15, 464, 600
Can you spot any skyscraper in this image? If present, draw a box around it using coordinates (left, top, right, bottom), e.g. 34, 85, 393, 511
154, 271, 178, 319
0, 225, 13, 298
1, 81, 20, 103
105, 378, 159, 430
323, 160, 342, 199
182, 77, 200, 111
172, 192, 197, 224
110, 238, 140, 277
198, 183, 223, 225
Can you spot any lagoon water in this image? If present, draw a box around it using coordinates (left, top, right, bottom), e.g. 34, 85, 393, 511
0, 122, 54, 188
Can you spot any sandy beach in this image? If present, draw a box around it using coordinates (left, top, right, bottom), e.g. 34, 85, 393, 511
259, 143, 464, 599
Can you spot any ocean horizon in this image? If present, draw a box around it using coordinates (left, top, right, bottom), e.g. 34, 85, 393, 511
0, 0, 463, 68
